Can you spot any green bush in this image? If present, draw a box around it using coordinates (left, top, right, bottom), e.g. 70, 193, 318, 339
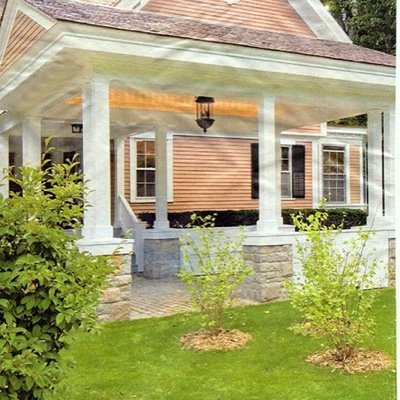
0, 154, 114, 399
285, 205, 379, 361
178, 214, 253, 331
139, 208, 367, 229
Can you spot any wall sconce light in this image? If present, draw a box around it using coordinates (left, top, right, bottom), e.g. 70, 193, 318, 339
195, 96, 215, 133
71, 123, 83, 134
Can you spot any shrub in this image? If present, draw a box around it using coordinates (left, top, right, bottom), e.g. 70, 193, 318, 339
178, 214, 253, 331
285, 205, 379, 361
0, 154, 114, 399
139, 208, 367, 229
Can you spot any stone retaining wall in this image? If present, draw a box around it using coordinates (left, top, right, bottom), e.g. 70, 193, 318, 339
238, 244, 293, 302
98, 254, 132, 321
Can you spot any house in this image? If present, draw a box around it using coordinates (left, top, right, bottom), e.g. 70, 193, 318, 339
0, 0, 395, 306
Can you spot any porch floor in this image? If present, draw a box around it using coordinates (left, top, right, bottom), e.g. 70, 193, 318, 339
129, 274, 260, 320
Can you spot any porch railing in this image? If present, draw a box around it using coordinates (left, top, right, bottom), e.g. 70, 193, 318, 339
116, 195, 146, 272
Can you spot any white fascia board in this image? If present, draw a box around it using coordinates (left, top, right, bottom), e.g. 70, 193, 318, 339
60, 28, 395, 88
288, 0, 351, 43
0, 0, 55, 63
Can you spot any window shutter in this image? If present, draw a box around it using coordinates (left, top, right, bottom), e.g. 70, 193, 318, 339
251, 143, 259, 199
292, 145, 305, 198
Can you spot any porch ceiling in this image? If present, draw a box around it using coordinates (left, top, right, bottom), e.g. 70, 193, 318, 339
0, 25, 395, 137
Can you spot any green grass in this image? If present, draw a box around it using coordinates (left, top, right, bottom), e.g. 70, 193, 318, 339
62, 289, 395, 400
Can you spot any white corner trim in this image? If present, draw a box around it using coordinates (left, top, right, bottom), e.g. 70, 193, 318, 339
288, 0, 351, 43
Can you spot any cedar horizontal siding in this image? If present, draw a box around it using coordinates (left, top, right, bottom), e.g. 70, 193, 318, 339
0, 12, 47, 73
128, 136, 315, 216
349, 145, 361, 204
142, 0, 316, 38
171, 136, 258, 211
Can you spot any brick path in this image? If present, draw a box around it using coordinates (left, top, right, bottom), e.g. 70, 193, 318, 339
130, 274, 259, 320
130, 275, 193, 319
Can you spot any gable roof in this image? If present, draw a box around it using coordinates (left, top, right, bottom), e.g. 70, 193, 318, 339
140, 0, 316, 38
23, 0, 395, 68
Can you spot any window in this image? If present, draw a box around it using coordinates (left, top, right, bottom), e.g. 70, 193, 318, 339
251, 143, 305, 199
136, 140, 156, 198
281, 146, 291, 198
130, 135, 173, 202
323, 145, 346, 203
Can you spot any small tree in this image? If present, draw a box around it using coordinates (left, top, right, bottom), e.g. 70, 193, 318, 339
0, 152, 114, 399
285, 205, 380, 361
178, 214, 252, 331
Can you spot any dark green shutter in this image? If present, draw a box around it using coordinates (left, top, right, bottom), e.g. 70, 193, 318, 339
292, 145, 305, 198
251, 143, 259, 199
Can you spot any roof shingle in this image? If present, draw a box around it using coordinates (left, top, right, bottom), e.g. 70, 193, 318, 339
24, 0, 395, 68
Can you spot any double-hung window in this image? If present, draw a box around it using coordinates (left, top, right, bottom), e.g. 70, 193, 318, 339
136, 140, 156, 198
130, 135, 173, 202
251, 143, 305, 199
322, 145, 346, 203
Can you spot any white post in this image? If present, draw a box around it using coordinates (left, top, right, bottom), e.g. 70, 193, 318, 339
383, 106, 395, 226
81, 76, 114, 241
256, 96, 282, 232
0, 134, 9, 197
114, 136, 125, 228
22, 116, 41, 167
154, 127, 170, 230
367, 110, 384, 226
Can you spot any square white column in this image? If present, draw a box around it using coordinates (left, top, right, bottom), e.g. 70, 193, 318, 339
82, 76, 114, 241
22, 116, 41, 167
256, 96, 282, 232
383, 106, 395, 226
0, 134, 9, 197
154, 127, 170, 230
367, 110, 384, 226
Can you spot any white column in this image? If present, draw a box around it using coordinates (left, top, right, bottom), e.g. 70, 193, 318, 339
0, 134, 9, 197
367, 110, 384, 226
257, 96, 282, 232
114, 136, 125, 228
383, 106, 395, 226
154, 127, 170, 230
82, 76, 114, 241
22, 116, 41, 167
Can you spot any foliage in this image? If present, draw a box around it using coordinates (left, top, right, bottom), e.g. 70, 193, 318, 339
139, 208, 367, 229
285, 205, 380, 361
0, 151, 114, 399
62, 290, 395, 399
178, 214, 252, 331
321, 0, 396, 55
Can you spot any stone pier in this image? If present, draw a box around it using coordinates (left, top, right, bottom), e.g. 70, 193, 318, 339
238, 244, 293, 302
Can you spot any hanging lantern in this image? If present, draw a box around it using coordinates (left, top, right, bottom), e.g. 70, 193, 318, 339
195, 96, 215, 133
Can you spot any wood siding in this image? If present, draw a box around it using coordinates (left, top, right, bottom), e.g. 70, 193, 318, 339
142, 0, 316, 38
128, 136, 314, 215
349, 145, 361, 204
0, 11, 47, 73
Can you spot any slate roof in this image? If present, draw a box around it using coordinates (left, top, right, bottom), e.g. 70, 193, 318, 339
23, 0, 396, 68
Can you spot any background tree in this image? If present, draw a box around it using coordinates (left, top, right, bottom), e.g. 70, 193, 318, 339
321, 0, 396, 55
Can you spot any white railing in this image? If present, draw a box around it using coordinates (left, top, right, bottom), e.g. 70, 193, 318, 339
116, 195, 146, 271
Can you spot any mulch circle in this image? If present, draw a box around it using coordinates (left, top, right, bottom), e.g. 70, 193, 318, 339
307, 348, 394, 374
180, 328, 252, 351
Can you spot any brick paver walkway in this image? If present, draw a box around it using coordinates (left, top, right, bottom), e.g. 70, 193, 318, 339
130, 274, 259, 320
130, 275, 193, 319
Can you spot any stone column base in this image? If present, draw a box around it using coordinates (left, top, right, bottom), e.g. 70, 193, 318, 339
237, 244, 293, 303
98, 254, 132, 321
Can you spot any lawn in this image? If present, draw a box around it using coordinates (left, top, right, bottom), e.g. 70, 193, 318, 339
62, 289, 395, 400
